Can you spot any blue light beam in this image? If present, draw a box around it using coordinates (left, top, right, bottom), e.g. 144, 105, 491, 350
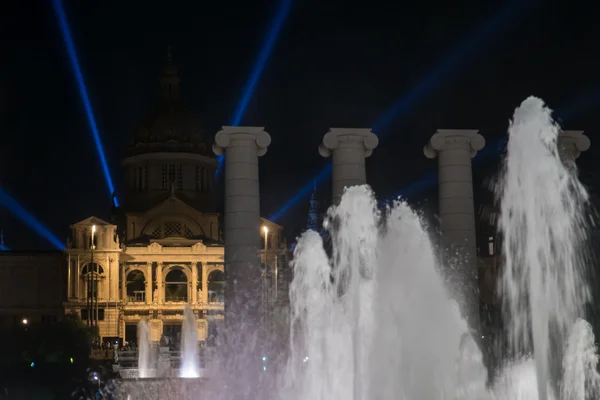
216, 0, 294, 177
373, 0, 532, 134
269, 163, 331, 222
53, 0, 119, 208
270, 0, 532, 223
387, 91, 600, 203
0, 188, 66, 250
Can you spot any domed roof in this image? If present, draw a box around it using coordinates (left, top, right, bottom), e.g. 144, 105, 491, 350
135, 101, 204, 145
130, 49, 210, 155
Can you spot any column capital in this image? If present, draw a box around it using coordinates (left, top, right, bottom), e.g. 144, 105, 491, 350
212, 126, 271, 157
424, 129, 485, 159
318, 128, 379, 158
558, 130, 590, 160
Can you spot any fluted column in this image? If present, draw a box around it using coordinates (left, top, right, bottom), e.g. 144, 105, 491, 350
558, 130, 590, 168
424, 129, 485, 331
319, 128, 379, 203
156, 262, 163, 304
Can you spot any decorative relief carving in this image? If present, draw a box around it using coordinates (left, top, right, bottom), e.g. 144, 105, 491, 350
148, 242, 162, 252
191, 242, 207, 253
149, 319, 161, 330
196, 319, 208, 341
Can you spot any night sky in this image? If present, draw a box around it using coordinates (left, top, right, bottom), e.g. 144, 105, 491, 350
1, 0, 599, 250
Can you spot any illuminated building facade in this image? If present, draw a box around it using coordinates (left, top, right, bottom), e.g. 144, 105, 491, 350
0, 51, 290, 344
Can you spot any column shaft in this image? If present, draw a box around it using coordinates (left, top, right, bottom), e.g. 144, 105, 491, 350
75, 254, 80, 299
192, 264, 198, 304
156, 262, 163, 304
213, 126, 270, 399
201, 263, 208, 304
67, 254, 72, 299
424, 129, 485, 332
145, 263, 152, 305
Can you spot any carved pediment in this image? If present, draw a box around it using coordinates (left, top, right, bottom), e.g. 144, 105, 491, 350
191, 242, 207, 253
148, 242, 163, 252
71, 216, 115, 229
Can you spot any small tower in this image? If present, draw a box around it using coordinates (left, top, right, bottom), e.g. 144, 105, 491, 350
160, 45, 181, 101
307, 180, 319, 232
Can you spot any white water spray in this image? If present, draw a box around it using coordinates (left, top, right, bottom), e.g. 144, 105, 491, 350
137, 319, 151, 378
180, 305, 200, 378
285, 186, 487, 399
496, 96, 599, 399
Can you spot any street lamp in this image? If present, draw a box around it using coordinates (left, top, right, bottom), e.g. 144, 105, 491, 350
21, 318, 28, 325
262, 225, 269, 250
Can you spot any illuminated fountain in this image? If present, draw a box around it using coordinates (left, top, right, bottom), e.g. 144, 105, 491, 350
137, 319, 153, 378
494, 97, 599, 399
180, 305, 200, 378
284, 97, 600, 399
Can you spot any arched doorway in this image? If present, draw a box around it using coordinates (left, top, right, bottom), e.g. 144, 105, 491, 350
126, 270, 146, 302
165, 268, 188, 302
208, 270, 224, 303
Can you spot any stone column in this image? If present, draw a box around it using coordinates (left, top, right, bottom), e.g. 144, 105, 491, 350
121, 264, 127, 303
145, 263, 152, 305
75, 254, 80, 299
213, 126, 270, 398
558, 130, 590, 168
201, 264, 208, 304
319, 128, 379, 203
67, 254, 72, 299
192, 264, 198, 304
424, 129, 485, 331
156, 262, 163, 304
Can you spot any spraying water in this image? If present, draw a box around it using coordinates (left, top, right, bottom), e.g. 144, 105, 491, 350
285, 186, 488, 399
137, 320, 151, 378
180, 305, 200, 378
496, 96, 599, 399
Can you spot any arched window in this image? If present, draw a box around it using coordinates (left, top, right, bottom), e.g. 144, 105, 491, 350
126, 270, 146, 302
208, 270, 224, 303
165, 268, 188, 302
81, 263, 104, 299
81, 263, 104, 275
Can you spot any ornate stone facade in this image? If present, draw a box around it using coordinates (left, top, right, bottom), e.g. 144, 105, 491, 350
57, 51, 291, 345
